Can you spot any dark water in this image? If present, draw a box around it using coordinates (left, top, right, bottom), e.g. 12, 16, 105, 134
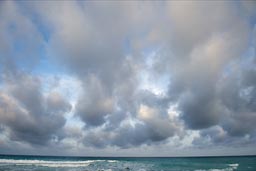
0, 155, 255, 171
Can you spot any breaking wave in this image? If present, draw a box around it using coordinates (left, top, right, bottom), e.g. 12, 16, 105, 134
228, 163, 239, 169
0, 159, 118, 168
195, 163, 239, 171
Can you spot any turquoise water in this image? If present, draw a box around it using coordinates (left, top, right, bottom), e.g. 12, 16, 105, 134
0, 155, 255, 171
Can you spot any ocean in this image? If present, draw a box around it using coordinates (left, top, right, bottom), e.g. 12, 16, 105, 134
0, 155, 255, 171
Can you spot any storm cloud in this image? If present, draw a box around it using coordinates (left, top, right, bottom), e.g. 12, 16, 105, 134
0, 0, 256, 156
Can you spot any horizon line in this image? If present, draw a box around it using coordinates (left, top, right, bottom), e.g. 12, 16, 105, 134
0, 153, 255, 158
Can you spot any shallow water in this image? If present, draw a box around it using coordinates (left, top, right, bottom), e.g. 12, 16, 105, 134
0, 155, 255, 171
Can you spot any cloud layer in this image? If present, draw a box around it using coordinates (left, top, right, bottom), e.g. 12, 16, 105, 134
0, 1, 256, 156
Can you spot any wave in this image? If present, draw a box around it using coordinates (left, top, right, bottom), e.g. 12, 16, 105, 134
0, 159, 118, 168
195, 169, 233, 171
228, 163, 239, 169
195, 164, 239, 171
106, 160, 118, 163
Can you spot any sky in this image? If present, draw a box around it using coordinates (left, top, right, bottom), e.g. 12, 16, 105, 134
0, 1, 256, 157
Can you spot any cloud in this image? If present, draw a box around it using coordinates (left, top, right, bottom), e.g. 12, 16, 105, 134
218, 63, 256, 137
0, 72, 71, 145
30, 1, 179, 148
164, 1, 251, 131
0, 0, 256, 155
76, 75, 114, 127
0, 0, 44, 72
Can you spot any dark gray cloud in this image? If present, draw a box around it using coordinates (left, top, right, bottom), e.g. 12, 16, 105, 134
218, 65, 256, 137
163, 1, 252, 132
81, 88, 181, 148
111, 121, 173, 148
76, 75, 115, 127
84, 115, 177, 149
0, 72, 71, 145
193, 125, 256, 150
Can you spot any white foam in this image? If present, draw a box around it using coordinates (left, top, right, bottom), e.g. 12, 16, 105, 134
195, 170, 226, 171
194, 163, 239, 171
0, 159, 117, 168
228, 163, 239, 168
107, 160, 118, 163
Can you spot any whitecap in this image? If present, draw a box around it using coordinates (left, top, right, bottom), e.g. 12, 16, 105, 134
0, 159, 105, 168
228, 163, 239, 168
107, 160, 118, 163
195, 167, 237, 171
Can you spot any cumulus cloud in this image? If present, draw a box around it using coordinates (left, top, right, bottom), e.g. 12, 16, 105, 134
0, 0, 256, 155
0, 72, 71, 145
218, 63, 256, 137
28, 1, 179, 148
164, 1, 252, 132
76, 75, 115, 127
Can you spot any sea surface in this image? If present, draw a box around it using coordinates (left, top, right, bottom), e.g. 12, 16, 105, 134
0, 155, 255, 171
